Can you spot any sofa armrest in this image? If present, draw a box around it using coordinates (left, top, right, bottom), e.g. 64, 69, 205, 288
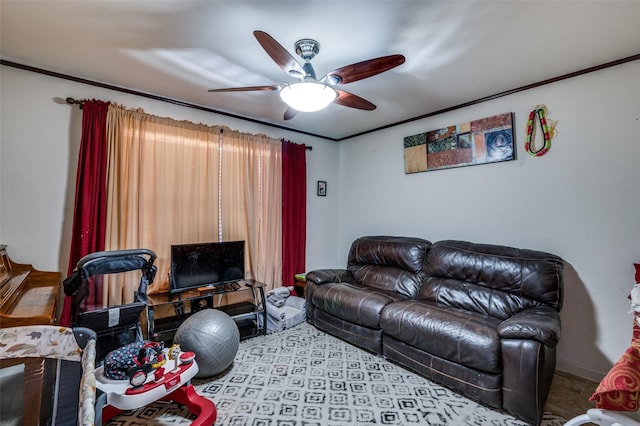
498, 306, 561, 347
306, 269, 354, 285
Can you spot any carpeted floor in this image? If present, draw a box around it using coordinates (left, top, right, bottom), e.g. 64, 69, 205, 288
105, 323, 566, 425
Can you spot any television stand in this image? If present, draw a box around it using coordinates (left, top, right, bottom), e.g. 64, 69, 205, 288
145, 280, 267, 344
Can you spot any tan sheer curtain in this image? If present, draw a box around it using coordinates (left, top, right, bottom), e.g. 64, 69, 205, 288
103, 104, 282, 305
221, 132, 282, 287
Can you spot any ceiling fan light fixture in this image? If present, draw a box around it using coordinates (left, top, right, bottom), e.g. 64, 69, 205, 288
279, 81, 337, 112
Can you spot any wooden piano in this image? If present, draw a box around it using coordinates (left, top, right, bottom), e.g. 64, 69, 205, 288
0, 244, 61, 426
0, 244, 60, 327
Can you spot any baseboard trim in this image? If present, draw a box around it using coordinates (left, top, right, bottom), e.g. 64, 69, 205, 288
556, 358, 605, 383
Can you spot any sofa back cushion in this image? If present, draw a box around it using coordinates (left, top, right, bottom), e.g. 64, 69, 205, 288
347, 236, 431, 299
419, 240, 563, 319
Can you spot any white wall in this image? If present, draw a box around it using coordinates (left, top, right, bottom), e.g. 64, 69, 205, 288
336, 60, 640, 380
0, 66, 340, 276
2, 60, 640, 381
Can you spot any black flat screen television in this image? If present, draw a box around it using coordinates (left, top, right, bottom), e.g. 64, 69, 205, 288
170, 241, 245, 293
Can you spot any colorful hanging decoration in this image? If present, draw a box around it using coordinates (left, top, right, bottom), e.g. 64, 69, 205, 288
524, 104, 557, 157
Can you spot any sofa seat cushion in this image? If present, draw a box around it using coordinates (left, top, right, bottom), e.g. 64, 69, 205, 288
310, 282, 409, 329
381, 300, 502, 373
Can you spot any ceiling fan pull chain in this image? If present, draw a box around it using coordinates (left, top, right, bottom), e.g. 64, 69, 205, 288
524, 104, 557, 157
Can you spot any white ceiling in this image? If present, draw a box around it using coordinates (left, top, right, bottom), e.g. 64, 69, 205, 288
1, 1, 639, 140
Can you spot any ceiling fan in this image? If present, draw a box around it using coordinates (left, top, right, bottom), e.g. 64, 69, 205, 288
208, 31, 405, 120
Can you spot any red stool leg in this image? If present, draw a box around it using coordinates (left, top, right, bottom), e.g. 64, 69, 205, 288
100, 405, 122, 424
161, 384, 217, 426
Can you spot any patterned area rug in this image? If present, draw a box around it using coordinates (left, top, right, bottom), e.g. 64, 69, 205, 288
105, 323, 567, 425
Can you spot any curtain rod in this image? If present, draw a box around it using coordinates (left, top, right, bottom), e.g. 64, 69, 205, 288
65, 97, 312, 150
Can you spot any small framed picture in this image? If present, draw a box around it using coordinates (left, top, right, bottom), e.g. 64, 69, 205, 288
317, 180, 327, 196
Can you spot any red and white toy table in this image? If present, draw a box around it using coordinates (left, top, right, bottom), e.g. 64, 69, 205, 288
95, 350, 216, 425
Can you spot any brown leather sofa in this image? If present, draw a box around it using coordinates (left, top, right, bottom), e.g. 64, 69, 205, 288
305, 235, 564, 426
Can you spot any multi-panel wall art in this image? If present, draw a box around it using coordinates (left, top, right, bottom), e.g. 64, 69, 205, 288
404, 112, 515, 174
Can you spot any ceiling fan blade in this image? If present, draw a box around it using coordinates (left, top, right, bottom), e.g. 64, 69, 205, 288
334, 90, 376, 111
254, 30, 305, 77
324, 54, 405, 85
283, 107, 298, 121
208, 85, 279, 93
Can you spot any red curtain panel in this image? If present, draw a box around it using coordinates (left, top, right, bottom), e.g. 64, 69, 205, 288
281, 141, 307, 287
60, 100, 110, 326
